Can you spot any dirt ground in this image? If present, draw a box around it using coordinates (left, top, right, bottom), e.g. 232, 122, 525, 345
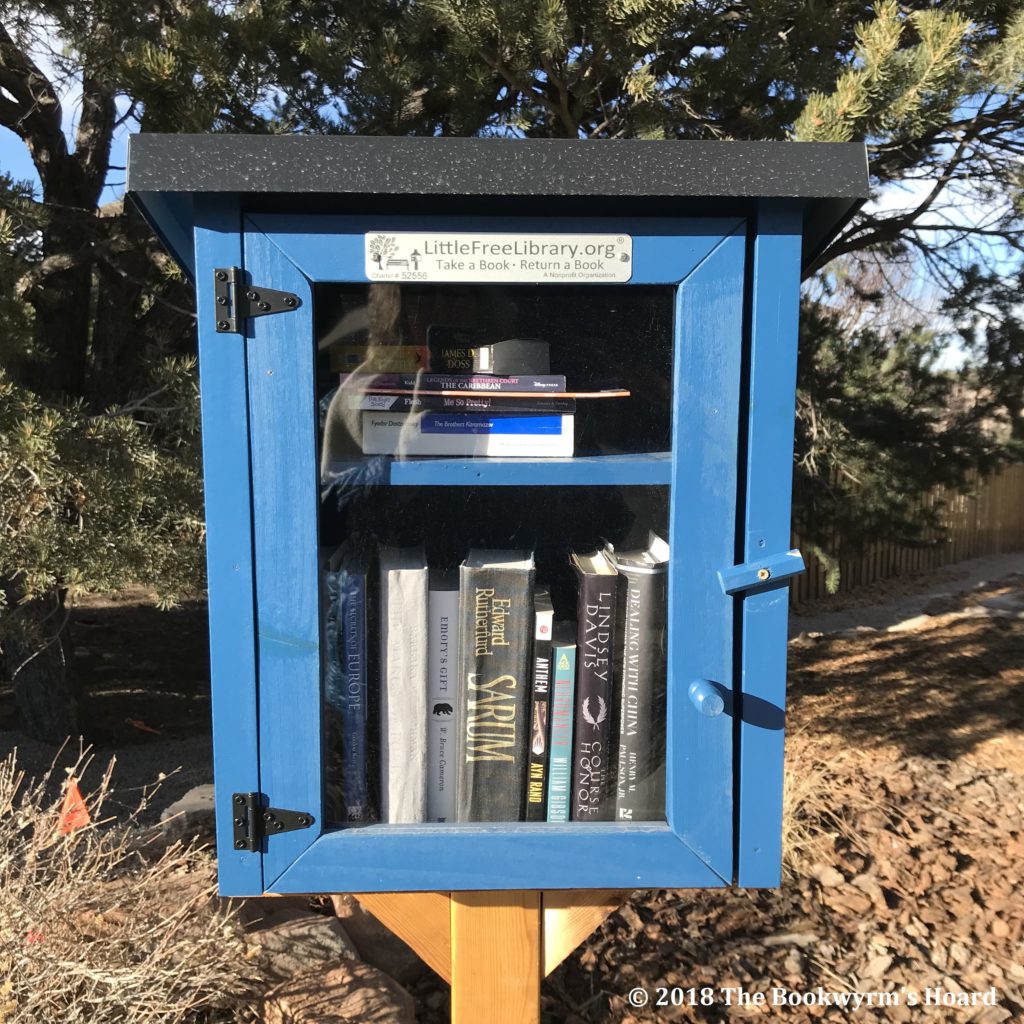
1, 566, 1022, 1022
537, 574, 1024, 1024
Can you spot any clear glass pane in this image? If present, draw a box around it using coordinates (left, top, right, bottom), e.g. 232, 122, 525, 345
315, 282, 672, 827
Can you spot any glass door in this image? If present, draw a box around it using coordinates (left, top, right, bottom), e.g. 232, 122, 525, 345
241, 214, 745, 893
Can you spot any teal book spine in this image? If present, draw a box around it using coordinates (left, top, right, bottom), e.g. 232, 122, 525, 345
545, 636, 577, 823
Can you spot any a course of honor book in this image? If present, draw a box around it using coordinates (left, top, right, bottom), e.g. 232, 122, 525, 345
332, 335, 628, 459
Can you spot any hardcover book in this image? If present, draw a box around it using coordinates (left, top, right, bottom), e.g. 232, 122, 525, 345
426, 327, 551, 375
379, 545, 429, 823
361, 411, 574, 458
323, 542, 376, 825
524, 589, 555, 822
428, 572, 460, 823
570, 548, 619, 821
610, 533, 670, 823
456, 550, 536, 822
545, 625, 577, 823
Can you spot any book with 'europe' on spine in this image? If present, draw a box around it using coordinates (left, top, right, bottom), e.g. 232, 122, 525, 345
610, 533, 669, 822
456, 550, 535, 822
570, 548, 618, 821
379, 545, 428, 823
323, 541, 376, 825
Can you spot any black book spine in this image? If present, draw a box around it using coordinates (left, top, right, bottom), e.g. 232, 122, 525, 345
571, 570, 617, 821
456, 564, 535, 821
524, 595, 554, 822
614, 569, 667, 822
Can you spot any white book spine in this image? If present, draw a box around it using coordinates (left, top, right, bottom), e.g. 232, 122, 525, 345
361, 412, 574, 457
379, 553, 428, 823
427, 586, 460, 822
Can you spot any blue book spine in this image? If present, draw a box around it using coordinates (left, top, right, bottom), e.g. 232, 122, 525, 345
326, 567, 372, 823
420, 413, 563, 436
546, 640, 577, 822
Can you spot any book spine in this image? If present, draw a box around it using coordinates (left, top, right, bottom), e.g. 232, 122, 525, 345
572, 573, 617, 821
524, 602, 554, 822
429, 346, 476, 372
380, 562, 428, 823
428, 586, 460, 822
341, 372, 566, 393
330, 344, 428, 373
615, 569, 668, 822
341, 393, 576, 414
323, 566, 346, 824
337, 567, 373, 823
456, 565, 535, 821
545, 643, 576, 822
361, 412, 573, 457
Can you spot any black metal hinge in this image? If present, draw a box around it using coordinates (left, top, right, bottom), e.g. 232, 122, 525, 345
231, 792, 314, 852
214, 267, 301, 334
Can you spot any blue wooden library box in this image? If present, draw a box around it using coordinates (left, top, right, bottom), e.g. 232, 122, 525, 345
128, 136, 867, 897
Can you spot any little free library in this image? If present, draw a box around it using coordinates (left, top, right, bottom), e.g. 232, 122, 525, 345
127, 135, 868, 899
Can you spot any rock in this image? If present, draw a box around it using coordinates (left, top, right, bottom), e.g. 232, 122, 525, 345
262, 961, 415, 1024
255, 913, 360, 979
921, 594, 959, 615
159, 783, 216, 842
809, 864, 844, 888
979, 592, 1024, 616
330, 895, 427, 985
886, 614, 934, 633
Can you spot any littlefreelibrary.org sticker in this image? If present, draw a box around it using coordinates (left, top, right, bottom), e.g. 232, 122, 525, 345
364, 232, 632, 283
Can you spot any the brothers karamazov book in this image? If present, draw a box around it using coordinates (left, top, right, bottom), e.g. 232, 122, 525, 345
455, 550, 535, 822
379, 545, 428, 823
610, 533, 670, 823
570, 548, 618, 821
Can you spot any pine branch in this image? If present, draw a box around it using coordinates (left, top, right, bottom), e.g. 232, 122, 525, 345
0, 22, 66, 178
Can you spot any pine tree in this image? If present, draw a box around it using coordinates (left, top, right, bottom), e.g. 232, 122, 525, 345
2, 0, 1024, 736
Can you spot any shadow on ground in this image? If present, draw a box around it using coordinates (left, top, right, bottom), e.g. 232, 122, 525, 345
788, 612, 1024, 763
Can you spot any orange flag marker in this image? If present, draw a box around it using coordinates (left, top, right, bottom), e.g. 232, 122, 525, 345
58, 778, 91, 834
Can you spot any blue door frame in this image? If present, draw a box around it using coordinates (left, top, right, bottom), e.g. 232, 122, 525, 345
195, 207, 803, 895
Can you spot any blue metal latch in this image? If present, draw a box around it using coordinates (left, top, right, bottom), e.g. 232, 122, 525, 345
717, 548, 805, 594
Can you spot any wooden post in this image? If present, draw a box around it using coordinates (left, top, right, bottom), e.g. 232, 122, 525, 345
353, 889, 628, 1024
451, 891, 541, 1024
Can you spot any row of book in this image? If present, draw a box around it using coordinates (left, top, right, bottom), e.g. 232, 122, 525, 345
323, 532, 668, 825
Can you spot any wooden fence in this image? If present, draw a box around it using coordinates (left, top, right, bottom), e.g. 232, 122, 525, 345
790, 463, 1024, 606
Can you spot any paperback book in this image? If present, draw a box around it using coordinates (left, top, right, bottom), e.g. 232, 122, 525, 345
340, 372, 566, 393
524, 589, 555, 822
428, 572, 460, 823
379, 545, 429, 823
545, 624, 577, 823
361, 411, 574, 458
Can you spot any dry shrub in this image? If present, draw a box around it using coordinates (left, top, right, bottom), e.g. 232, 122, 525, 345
0, 748, 261, 1024
781, 732, 879, 878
